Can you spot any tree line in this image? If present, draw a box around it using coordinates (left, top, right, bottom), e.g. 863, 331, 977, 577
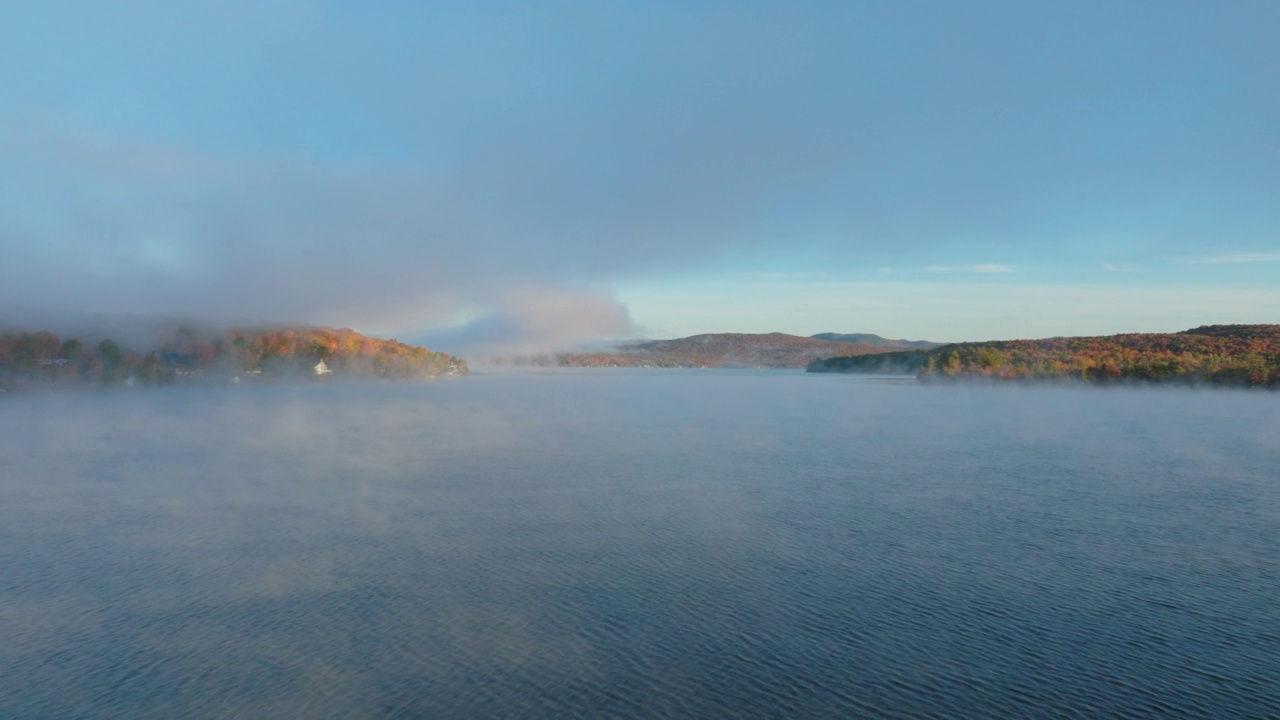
0, 325, 467, 389
807, 325, 1280, 387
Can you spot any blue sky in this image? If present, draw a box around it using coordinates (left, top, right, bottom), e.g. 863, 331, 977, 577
2, 1, 1277, 352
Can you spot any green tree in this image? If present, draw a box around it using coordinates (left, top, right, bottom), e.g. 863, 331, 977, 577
96, 339, 123, 384
59, 338, 83, 360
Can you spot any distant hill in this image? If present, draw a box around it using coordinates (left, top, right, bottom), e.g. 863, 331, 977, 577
810, 333, 940, 350
808, 324, 1280, 387
513, 332, 896, 369
0, 324, 467, 390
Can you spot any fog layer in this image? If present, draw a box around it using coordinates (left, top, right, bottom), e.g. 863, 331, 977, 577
3, 3, 1278, 350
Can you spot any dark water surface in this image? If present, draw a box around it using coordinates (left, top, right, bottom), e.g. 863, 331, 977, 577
1, 370, 1277, 718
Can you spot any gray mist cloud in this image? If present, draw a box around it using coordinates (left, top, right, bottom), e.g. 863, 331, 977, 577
412, 287, 634, 359
2, 2, 1277, 352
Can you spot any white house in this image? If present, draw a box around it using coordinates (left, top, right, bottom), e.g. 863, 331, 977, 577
314, 360, 332, 375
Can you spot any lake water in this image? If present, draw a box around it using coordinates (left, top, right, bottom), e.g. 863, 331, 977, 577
1, 370, 1277, 718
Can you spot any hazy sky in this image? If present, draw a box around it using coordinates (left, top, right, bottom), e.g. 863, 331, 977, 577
2, 1, 1277, 352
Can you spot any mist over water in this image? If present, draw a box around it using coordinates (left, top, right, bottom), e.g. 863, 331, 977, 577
2, 371, 1277, 718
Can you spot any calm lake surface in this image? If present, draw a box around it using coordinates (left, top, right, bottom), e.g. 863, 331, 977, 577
1, 370, 1277, 718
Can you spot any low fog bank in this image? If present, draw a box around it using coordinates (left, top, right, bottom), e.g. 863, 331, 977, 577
0, 307, 207, 351
0, 283, 635, 364
5, 371, 1275, 477
3, 376, 1276, 608
0, 307, 357, 353
407, 287, 635, 360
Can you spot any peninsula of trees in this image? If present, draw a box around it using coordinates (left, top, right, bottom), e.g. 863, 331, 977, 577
0, 325, 467, 390
807, 325, 1280, 387
506, 332, 934, 369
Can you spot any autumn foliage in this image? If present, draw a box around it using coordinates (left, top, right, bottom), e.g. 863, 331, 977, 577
0, 325, 467, 389
810, 325, 1280, 387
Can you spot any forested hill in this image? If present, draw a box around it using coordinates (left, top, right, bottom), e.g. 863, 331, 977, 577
0, 325, 467, 389
513, 333, 896, 368
808, 325, 1280, 387
810, 333, 940, 350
